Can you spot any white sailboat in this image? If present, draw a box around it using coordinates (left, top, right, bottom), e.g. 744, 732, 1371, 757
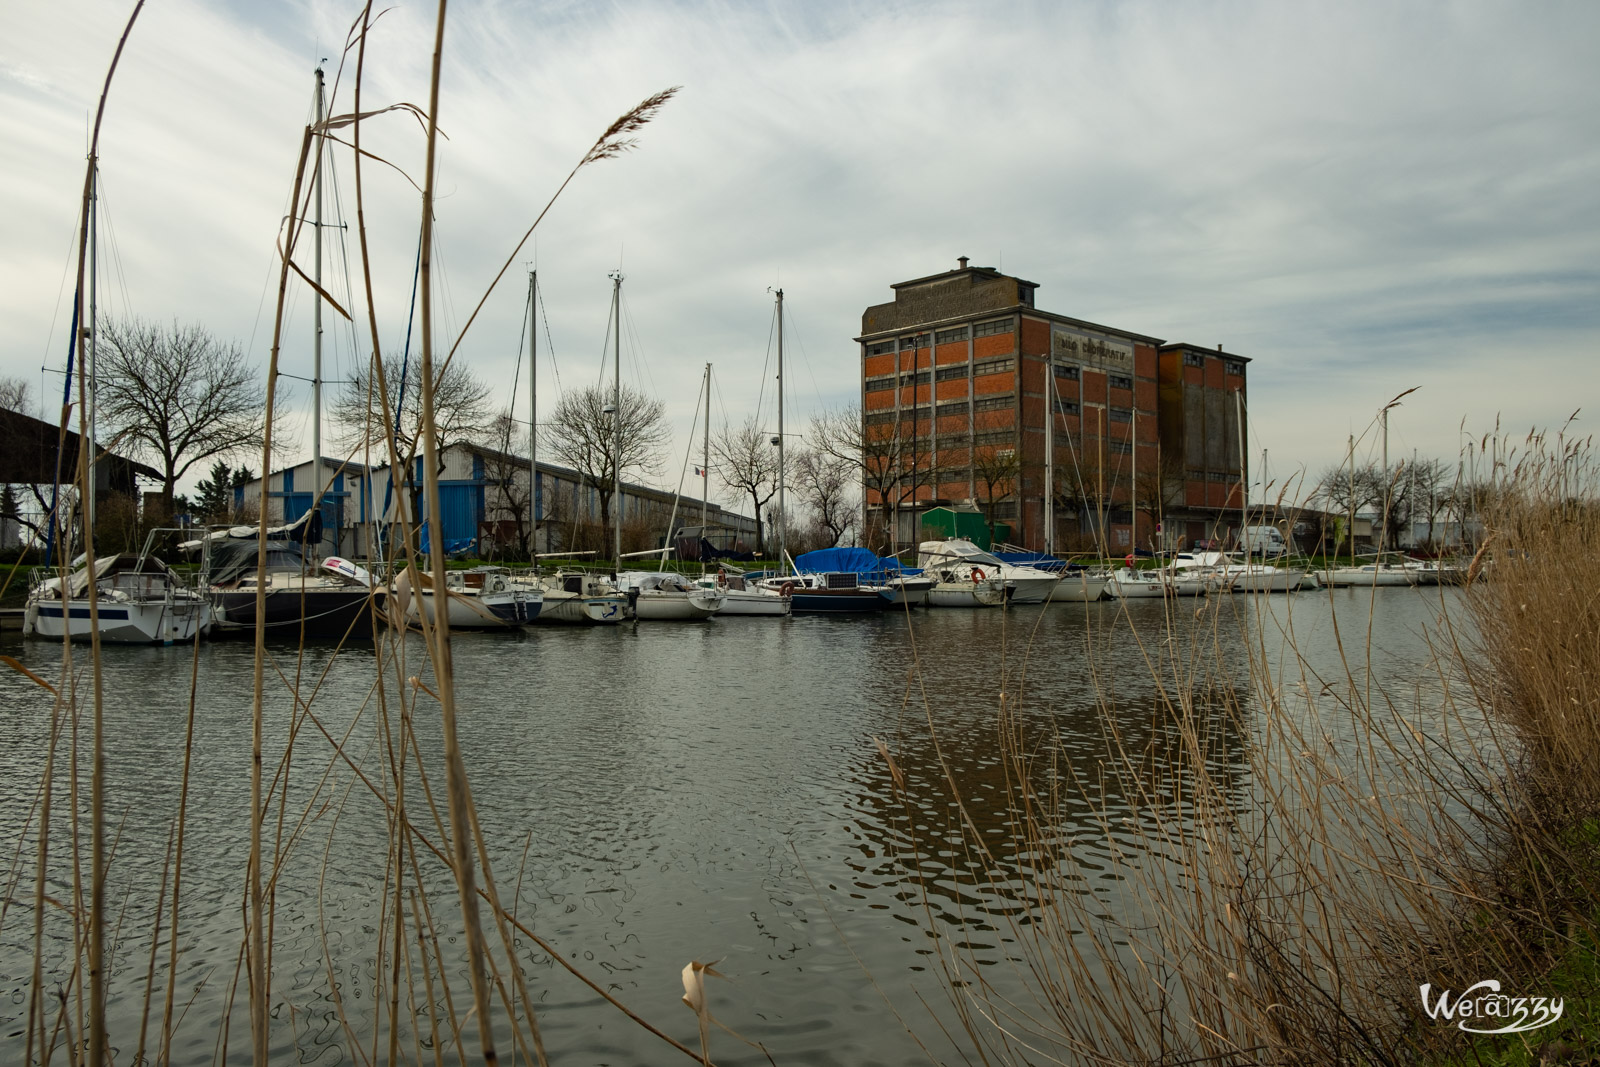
26, 546, 211, 645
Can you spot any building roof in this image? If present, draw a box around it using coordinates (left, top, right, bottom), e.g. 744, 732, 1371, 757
0, 407, 160, 487
1159, 342, 1253, 363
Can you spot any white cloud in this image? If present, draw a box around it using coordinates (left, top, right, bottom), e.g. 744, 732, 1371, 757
2, 0, 1595, 504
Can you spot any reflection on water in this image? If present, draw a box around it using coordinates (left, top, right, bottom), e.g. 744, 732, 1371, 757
0, 585, 1463, 1065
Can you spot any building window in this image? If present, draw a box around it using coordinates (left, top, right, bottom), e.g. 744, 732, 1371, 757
1225, 360, 1244, 376
865, 411, 895, 426
864, 375, 894, 393
1053, 398, 1079, 415
1183, 351, 1206, 368
935, 401, 968, 417
1017, 288, 1034, 307
934, 326, 968, 344
973, 319, 1011, 338
973, 357, 1015, 377
974, 394, 1014, 412
899, 333, 928, 351
1109, 375, 1133, 390
992, 500, 1019, 518
1109, 441, 1132, 455
898, 370, 930, 387
866, 340, 895, 357
935, 364, 969, 382
974, 430, 1013, 446
1053, 362, 1079, 380
1206, 470, 1233, 482
1109, 407, 1132, 423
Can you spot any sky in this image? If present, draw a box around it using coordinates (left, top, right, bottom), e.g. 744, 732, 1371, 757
3, 0, 1596, 508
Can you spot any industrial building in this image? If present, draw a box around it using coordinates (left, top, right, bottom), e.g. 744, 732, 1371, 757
857, 259, 1247, 555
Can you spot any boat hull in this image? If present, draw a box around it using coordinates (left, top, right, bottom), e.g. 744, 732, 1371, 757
1047, 574, 1108, 602
28, 597, 210, 644
211, 588, 382, 640
529, 590, 629, 624
789, 589, 885, 613
926, 582, 1006, 608
632, 590, 723, 620
1320, 568, 1417, 587
408, 588, 540, 630
711, 590, 790, 616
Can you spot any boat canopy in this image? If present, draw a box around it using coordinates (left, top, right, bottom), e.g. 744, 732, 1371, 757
793, 547, 918, 580
45, 554, 177, 598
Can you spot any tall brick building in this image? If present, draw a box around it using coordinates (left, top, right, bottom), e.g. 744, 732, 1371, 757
856, 259, 1247, 555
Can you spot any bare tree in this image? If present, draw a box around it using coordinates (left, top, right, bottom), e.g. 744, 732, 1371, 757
791, 445, 856, 548
971, 411, 1021, 543
479, 414, 534, 560
95, 317, 265, 514
810, 404, 941, 552
0, 376, 31, 415
544, 384, 668, 561
712, 416, 780, 555
334, 351, 493, 462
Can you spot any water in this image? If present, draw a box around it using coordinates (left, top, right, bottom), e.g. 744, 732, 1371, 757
0, 586, 1466, 1065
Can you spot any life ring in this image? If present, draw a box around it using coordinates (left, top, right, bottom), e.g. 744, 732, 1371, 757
1124, 554, 1134, 569
780, 581, 796, 597
971, 567, 984, 583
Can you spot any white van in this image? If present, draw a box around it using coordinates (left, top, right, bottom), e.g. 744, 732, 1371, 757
1242, 525, 1289, 558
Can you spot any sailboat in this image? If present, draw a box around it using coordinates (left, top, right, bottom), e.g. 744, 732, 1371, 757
23, 159, 213, 645
194, 69, 381, 640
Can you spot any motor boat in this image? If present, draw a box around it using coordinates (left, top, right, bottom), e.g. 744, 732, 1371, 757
922, 562, 1007, 608
916, 539, 1060, 604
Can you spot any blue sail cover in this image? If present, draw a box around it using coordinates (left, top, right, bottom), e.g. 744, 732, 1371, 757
793, 547, 921, 579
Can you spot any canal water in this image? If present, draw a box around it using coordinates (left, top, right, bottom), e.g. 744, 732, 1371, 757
0, 586, 1465, 1065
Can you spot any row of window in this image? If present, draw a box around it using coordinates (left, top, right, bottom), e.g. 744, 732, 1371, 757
973, 319, 1011, 338
935, 326, 967, 344
1109, 374, 1133, 390
974, 356, 1015, 376
865, 358, 1017, 394
974, 430, 1013, 446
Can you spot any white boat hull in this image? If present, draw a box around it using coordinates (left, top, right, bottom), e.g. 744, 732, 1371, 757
1047, 574, 1108, 602
529, 590, 629, 624
710, 589, 790, 616
927, 581, 1006, 608
1321, 568, 1417, 587
27, 596, 211, 644
632, 590, 724, 620
407, 587, 539, 629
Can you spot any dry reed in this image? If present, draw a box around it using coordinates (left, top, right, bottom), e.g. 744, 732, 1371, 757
877, 428, 1597, 1065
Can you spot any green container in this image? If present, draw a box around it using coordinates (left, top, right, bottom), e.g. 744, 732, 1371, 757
918, 507, 1002, 551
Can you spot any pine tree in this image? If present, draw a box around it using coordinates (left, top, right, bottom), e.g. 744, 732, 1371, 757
194, 460, 235, 523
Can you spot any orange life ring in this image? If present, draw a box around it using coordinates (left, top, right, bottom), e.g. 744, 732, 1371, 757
971, 567, 984, 583
780, 581, 795, 597
1125, 554, 1135, 569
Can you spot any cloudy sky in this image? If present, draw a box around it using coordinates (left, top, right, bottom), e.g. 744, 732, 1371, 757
3, 0, 1596, 506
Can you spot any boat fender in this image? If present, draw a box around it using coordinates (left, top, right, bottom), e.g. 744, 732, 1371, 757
780, 581, 795, 597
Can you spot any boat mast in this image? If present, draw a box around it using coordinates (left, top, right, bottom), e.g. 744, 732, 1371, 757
775, 287, 785, 571
1347, 433, 1355, 561
86, 163, 98, 541
1235, 388, 1246, 556
1380, 405, 1389, 555
610, 270, 623, 575
311, 66, 325, 551
1044, 361, 1054, 556
528, 269, 538, 566
701, 362, 710, 532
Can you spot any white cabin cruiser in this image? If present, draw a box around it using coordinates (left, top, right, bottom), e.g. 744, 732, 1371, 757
916, 539, 1059, 604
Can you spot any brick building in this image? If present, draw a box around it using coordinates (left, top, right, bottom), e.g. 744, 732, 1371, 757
857, 259, 1246, 555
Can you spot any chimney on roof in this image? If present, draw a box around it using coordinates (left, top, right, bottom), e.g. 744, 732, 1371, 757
1217, 344, 1223, 352
958, 256, 969, 270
